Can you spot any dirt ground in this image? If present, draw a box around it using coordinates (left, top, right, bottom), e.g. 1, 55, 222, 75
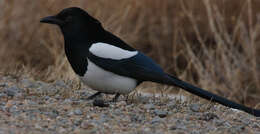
0, 74, 259, 134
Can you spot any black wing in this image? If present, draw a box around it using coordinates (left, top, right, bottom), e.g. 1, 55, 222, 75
88, 52, 170, 83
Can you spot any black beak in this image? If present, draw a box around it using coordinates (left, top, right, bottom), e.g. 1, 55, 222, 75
40, 15, 64, 25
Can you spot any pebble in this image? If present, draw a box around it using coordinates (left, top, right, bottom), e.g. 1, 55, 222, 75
0, 83, 6, 87
44, 96, 50, 101
24, 99, 38, 105
170, 120, 187, 130
190, 104, 200, 112
151, 116, 163, 124
0, 93, 7, 98
99, 114, 109, 123
191, 130, 201, 134
93, 99, 109, 107
63, 99, 72, 104
4, 86, 23, 97
167, 102, 177, 110
115, 101, 127, 106
34, 123, 42, 130
73, 119, 82, 126
21, 78, 36, 88
144, 104, 155, 110
74, 109, 83, 115
213, 119, 225, 126
58, 128, 67, 133
9, 105, 19, 113
54, 80, 67, 88
129, 113, 144, 123
42, 110, 59, 118
36, 84, 58, 96
81, 121, 95, 129
154, 110, 167, 118
169, 125, 178, 130
199, 112, 219, 121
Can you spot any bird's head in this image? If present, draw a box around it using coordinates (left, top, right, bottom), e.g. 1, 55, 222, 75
40, 7, 102, 37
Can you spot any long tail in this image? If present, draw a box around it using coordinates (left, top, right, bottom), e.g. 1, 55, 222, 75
164, 74, 260, 117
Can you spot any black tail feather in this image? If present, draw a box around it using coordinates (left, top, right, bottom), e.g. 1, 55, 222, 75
165, 74, 260, 117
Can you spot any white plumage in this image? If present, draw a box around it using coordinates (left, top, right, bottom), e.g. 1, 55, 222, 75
89, 42, 138, 60
80, 59, 137, 94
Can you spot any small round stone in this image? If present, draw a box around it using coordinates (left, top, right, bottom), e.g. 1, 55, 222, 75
190, 104, 200, 112
93, 99, 109, 107
154, 110, 167, 118
74, 109, 83, 115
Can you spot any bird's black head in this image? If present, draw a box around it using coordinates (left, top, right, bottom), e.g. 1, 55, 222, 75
40, 7, 102, 39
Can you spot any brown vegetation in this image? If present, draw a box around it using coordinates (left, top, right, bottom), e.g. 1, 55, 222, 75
0, 0, 260, 106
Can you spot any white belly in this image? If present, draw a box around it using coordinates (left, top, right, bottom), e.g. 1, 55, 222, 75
79, 59, 137, 94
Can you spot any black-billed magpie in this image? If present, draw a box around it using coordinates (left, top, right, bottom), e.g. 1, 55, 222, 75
40, 7, 260, 117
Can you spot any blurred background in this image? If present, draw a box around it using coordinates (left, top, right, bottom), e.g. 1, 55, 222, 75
0, 0, 259, 106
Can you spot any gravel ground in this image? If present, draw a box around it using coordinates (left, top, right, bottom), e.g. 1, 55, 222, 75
0, 75, 259, 134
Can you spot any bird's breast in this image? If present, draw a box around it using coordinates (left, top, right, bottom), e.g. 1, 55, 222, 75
79, 59, 137, 94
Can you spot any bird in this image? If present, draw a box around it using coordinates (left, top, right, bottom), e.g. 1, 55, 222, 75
40, 7, 260, 117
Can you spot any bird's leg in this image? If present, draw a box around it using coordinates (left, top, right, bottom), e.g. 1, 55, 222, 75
111, 93, 120, 102
77, 81, 81, 90
87, 92, 102, 100
124, 95, 132, 104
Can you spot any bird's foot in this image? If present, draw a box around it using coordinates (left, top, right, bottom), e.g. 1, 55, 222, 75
77, 81, 81, 90
110, 93, 120, 102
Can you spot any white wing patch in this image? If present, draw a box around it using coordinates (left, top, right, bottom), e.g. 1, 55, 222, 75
89, 43, 138, 60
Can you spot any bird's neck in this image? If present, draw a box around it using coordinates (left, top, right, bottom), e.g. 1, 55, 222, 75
62, 31, 94, 76
61, 26, 105, 43
61, 27, 108, 76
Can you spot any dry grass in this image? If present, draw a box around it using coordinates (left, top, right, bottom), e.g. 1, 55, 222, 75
0, 0, 260, 106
